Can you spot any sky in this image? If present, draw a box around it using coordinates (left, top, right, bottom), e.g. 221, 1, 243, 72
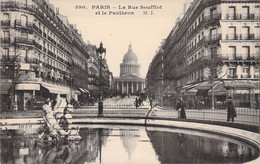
49, 0, 187, 77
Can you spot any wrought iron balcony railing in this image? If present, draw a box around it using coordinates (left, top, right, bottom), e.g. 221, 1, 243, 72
225, 34, 239, 40
15, 37, 34, 45
15, 20, 33, 29
227, 75, 238, 78
205, 34, 222, 44
1, 37, 11, 43
1, 20, 11, 27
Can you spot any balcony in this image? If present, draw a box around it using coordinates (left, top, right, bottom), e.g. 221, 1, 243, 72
240, 34, 256, 40
33, 24, 43, 35
34, 42, 42, 50
47, 50, 56, 58
57, 56, 64, 63
223, 55, 259, 63
227, 75, 238, 78
241, 14, 255, 20
225, 34, 239, 40
225, 14, 241, 20
205, 34, 222, 44
15, 20, 33, 30
1, 1, 35, 12
15, 37, 34, 45
1, 38, 10, 44
204, 13, 221, 25
241, 74, 250, 78
189, 56, 210, 69
27, 57, 39, 64
1, 20, 11, 27
197, 37, 205, 47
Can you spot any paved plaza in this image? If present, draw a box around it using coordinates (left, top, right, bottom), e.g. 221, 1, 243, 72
1, 97, 259, 127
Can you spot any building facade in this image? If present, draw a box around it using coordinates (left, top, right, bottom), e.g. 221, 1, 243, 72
115, 44, 145, 96
0, 0, 90, 110
147, 0, 260, 109
70, 24, 89, 104
87, 43, 113, 101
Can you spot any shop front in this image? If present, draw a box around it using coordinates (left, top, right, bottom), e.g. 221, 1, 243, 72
0, 79, 12, 111
15, 83, 40, 111
224, 80, 255, 108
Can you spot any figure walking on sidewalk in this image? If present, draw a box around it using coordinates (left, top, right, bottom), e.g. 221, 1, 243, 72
135, 97, 139, 109
226, 97, 236, 122
177, 98, 186, 119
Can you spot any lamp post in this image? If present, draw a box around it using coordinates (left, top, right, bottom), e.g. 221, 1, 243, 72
96, 42, 106, 117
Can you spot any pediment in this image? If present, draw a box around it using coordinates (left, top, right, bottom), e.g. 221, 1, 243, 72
119, 74, 144, 80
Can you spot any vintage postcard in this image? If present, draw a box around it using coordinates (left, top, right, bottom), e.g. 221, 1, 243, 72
0, 0, 259, 163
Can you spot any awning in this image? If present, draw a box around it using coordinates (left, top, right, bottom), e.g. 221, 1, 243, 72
73, 89, 81, 94
79, 88, 86, 93
164, 88, 177, 94
41, 83, 71, 94
15, 84, 40, 91
223, 80, 255, 89
186, 87, 198, 95
181, 83, 200, 95
180, 84, 194, 93
196, 81, 213, 90
84, 89, 90, 94
251, 81, 260, 94
208, 82, 226, 95
0, 80, 12, 94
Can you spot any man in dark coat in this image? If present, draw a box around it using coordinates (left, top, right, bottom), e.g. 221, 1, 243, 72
135, 97, 139, 109
177, 98, 186, 119
226, 97, 236, 122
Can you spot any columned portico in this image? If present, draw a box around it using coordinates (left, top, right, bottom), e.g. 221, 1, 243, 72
116, 80, 145, 95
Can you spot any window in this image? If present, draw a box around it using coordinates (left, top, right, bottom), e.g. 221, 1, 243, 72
241, 26, 250, 39
242, 46, 250, 59
3, 13, 10, 20
3, 48, 9, 57
210, 7, 217, 17
21, 50, 27, 62
255, 46, 260, 56
20, 31, 28, 38
211, 47, 217, 56
228, 6, 236, 19
242, 6, 250, 19
210, 28, 217, 38
229, 68, 236, 77
3, 31, 10, 38
229, 46, 236, 60
243, 67, 249, 73
228, 26, 236, 39
3, 31, 10, 43
21, 15, 28, 26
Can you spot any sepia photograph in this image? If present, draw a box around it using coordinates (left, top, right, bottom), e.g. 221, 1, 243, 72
0, 0, 260, 163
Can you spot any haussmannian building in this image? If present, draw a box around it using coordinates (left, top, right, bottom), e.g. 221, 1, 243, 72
0, 0, 109, 110
147, 0, 260, 109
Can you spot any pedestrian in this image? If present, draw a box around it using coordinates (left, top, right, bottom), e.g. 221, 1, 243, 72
177, 98, 186, 119
149, 98, 153, 109
226, 97, 236, 122
135, 97, 139, 109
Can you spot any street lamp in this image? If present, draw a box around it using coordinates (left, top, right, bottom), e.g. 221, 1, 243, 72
96, 42, 106, 117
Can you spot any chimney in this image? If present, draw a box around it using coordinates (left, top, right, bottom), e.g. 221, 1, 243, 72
56, 7, 59, 14
183, 3, 186, 15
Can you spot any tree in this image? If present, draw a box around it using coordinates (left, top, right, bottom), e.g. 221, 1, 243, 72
0, 53, 20, 110
205, 49, 224, 110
